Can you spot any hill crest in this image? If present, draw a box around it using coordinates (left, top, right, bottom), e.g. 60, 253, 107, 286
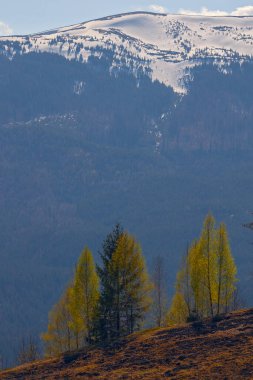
2, 308, 253, 379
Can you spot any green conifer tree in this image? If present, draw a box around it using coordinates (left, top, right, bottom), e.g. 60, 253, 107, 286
96, 223, 123, 342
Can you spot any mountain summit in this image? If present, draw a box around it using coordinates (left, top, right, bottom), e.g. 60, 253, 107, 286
1, 12, 253, 92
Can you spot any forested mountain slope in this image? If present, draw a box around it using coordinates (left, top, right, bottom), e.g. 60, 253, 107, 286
1, 13, 253, 363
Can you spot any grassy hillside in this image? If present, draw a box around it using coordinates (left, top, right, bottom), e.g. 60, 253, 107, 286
2, 309, 253, 379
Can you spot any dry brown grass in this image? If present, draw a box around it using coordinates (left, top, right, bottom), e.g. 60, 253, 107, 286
2, 309, 253, 379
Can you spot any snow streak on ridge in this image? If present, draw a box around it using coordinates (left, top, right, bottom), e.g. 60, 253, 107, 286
0, 12, 253, 92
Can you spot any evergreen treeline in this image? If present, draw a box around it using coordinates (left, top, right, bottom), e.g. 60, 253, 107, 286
42, 215, 237, 357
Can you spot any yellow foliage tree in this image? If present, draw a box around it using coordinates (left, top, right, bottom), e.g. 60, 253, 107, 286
198, 213, 217, 317
69, 247, 100, 346
42, 247, 99, 356
41, 286, 76, 357
166, 292, 189, 326
109, 232, 152, 337
189, 240, 211, 318
166, 263, 189, 325
168, 213, 237, 326
217, 223, 237, 314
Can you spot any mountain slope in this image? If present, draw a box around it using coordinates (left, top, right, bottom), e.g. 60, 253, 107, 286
1, 12, 253, 92
1, 13, 253, 365
2, 309, 253, 379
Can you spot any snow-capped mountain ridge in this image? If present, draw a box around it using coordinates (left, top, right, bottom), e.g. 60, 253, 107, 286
1, 12, 253, 92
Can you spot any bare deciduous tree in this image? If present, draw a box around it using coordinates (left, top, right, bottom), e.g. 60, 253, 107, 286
17, 336, 40, 365
152, 256, 168, 327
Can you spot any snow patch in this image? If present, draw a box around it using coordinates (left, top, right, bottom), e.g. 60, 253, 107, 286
73, 80, 86, 95
1, 12, 253, 92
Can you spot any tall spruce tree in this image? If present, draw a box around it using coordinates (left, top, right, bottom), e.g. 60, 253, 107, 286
96, 223, 123, 342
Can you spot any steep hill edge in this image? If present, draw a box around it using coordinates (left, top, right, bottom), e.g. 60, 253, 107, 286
2, 308, 253, 379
